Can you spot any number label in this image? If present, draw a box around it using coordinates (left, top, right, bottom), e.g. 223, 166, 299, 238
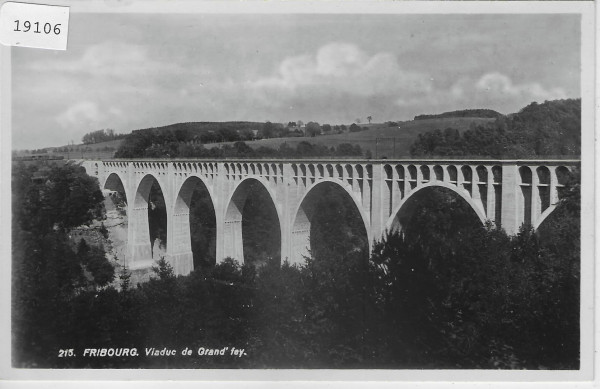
13, 20, 61, 35
0, 2, 69, 50
58, 349, 75, 357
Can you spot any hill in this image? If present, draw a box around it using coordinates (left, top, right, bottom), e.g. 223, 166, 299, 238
414, 109, 502, 121
410, 99, 581, 158
203, 117, 496, 158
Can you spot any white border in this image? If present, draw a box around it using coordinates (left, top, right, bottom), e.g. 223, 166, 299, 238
0, 0, 595, 386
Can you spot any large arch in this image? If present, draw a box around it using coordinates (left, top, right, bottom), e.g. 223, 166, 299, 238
130, 173, 167, 266
290, 179, 370, 265
172, 175, 217, 269
223, 177, 282, 265
384, 181, 487, 233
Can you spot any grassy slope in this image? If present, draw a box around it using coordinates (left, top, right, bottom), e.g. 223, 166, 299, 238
204, 117, 496, 158
23, 117, 495, 160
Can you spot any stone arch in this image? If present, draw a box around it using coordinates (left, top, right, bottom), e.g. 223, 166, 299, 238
385, 181, 486, 233
290, 179, 371, 264
130, 173, 168, 265
103, 172, 127, 198
223, 177, 282, 265
172, 175, 216, 271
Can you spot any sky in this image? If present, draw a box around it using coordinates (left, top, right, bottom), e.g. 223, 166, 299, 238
12, 12, 581, 149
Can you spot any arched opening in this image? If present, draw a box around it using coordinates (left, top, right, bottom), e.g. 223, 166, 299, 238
104, 173, 127, 217
433, 165, 443, 181
148, 181, 168, 258
447, 165, 458, 184
536, 166, 551, 212
224, 179, 281, 266
131, 174, 167, 263
420, 165, 430, 183
292, 182, 368, 264
556, 166, 573, 200
475, 166, 489, 214
461, 166, 472, 196
407, 165, 417, 189
519, 166, 533, 226
102, 173, 128, 263
174, 176, 216, 270
390, 186, 483, 242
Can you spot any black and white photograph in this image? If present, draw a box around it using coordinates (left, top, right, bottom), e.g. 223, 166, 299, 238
1, 0, 595, 384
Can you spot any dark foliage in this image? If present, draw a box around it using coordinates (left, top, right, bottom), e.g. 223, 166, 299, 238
414, 109, 503, 120
12, 162, 580, 369
410, 99, 580, 158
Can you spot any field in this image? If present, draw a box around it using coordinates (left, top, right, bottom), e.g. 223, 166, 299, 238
204, 117, 496, 158
17, 117, 496, 160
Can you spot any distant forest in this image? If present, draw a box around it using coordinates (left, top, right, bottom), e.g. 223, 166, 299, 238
414, 109, 503, 120
410, 99, 581, 158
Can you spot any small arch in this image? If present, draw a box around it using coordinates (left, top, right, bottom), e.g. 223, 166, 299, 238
447, 165, 458, 184
384, 164, 393, 180
356, 165, 364, 179
420, 165, 430, 182
407, 165, 417, 181
476, 165, 488, 183
396, 165, 405, 180
537, 166, 550, 185
461, 166, 472, 183
336, 164, 343, 178
536, 166, 551, 212
317, 164, 325, 178
519, 166, 532, 185
345, 164, 353, 179
433, 165, 443, 181
555, 166, 572, 200
326, 164, 334, 178
492, 166, 502, 184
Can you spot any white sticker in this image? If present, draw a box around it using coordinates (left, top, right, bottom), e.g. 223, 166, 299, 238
0, 2, 69, 50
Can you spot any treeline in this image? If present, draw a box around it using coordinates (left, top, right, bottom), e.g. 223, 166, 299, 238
410, 99, 581, 158
82, 129, 127, 145
12, 162, 580, 369
116, 140, 364, 159
414, 109, 503, 120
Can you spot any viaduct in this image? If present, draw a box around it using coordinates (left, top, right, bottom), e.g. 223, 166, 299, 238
82, 159, 578, 276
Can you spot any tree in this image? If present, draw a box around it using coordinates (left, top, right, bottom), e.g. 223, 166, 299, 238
367, 116, 372, 124
305, 122, 321, 137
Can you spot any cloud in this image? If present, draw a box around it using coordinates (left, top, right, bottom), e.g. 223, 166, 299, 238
395, 72, 568, 115
28, 41, 197, 82
56, 101, 102, 127
55, 101, 126, 130
251, 42, 432, 99
474, 72, 567, 101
